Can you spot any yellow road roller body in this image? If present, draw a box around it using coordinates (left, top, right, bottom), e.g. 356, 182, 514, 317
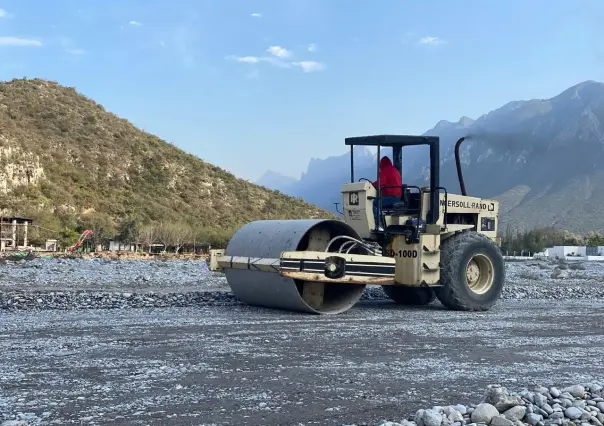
209, 135, 505, 314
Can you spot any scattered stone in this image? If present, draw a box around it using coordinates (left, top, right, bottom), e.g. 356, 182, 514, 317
422, 409, 443, 426
0, 289, 238, 311
525, 413, 543, 426
454, 405, 468, 416
2, 259, 604, 311
448, 410, 464, 423
383, 383, 604, 426
534, 393, 547, 408
504, 406, 527, 422
491, 415, 514, 426
483, 385, 525, 412
564, 407, 582, 421
471, 403, 499, 424
565, 386, 586, 399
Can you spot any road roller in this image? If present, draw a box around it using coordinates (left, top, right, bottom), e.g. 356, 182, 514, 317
208, 134, 505, 314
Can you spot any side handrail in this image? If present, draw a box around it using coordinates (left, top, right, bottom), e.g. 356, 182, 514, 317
433, 186, 448, 228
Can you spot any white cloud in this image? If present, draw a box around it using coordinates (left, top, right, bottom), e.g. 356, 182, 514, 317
307, 43, 317, 52
0, 9, 7, 18
250, 12, 262, 18
418, 36, 446, 46
292, 61, 324, 73
0, 37, 43, 47
129, 20, 142, 26
66, 48, 86, 55
264, 57, 292, 68
227, 46, 325, 74
227, 55, 289, 68
267, 45, 292, 58
236, 56, 261, 63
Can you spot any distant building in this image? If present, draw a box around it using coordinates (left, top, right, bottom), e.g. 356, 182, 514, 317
544, 245, 604, 261
547, 246, 586, 258
108, 240, 136, 252
0, 216, 33, 252
586, 246, 604, 256
45, 239, 58, 252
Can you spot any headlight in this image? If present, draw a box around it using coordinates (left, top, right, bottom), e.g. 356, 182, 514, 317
324, 255, 346, 279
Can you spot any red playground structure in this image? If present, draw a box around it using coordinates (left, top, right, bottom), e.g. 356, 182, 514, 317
67, 229, 93, 252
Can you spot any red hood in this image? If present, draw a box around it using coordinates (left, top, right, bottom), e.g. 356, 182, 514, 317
379, 156, 392, 168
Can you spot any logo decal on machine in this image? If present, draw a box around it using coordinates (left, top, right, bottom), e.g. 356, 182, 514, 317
439, 199, 496, 211
386, 249, 418, 258
349, 192, 359, 205
347, 209, 362, 220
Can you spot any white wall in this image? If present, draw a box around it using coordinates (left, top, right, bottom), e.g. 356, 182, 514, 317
548, 246, 585, 258
109, 240, 135, 252
541, 245, 604, 261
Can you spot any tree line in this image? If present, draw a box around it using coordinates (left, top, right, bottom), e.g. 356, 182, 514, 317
500, 225, 604, 254
23, 209, 604, 254
25, 211, 234, 252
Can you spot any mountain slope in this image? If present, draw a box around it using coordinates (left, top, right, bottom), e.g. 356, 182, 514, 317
0, 78, 332, 243
263, 80, 604, 233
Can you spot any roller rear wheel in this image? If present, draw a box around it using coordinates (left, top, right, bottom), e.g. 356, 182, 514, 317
436, 231, 504, 311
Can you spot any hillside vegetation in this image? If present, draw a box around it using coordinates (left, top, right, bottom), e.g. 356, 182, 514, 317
0, 78, 333, 248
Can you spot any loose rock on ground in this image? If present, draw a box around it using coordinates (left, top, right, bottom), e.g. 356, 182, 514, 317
1, 298, 603, 425
1, 257, 603, 310
376, 383, 604, 426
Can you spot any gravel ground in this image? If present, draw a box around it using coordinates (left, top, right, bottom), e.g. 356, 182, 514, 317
1, 257, 603, 425
0, 258, 227, 293
1, 299, 603, 425
0, 257, 603, 310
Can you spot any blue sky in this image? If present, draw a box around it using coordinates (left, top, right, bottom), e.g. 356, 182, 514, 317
1, 1, 603, 182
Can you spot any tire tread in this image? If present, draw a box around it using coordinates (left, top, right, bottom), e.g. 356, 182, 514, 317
436, 230, 504, 311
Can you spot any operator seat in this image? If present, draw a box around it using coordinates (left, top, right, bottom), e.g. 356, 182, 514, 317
381, 185, 417, 215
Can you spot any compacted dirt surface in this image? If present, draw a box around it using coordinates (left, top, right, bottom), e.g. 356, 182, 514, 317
2, 297, 604, 425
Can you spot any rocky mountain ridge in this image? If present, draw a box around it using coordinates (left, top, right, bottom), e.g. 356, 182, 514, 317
257, 80, 604, 233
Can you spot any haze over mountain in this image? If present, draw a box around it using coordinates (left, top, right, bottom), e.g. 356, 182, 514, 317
256, 170, 298, 194
256, 80, 604, 233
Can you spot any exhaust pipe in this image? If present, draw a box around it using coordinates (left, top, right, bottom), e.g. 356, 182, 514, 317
454, 137, 467, 196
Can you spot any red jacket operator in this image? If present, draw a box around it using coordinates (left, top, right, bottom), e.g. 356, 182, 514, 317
372, 156, 402, 197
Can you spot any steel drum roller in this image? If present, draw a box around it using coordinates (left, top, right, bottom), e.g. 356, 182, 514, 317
224, 219, 367, 314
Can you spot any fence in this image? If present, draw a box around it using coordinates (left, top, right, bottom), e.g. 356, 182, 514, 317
503, 256, 534, 261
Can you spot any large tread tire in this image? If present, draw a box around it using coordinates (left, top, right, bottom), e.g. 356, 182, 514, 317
436, 231, 505, 311
382, 285, 436, 306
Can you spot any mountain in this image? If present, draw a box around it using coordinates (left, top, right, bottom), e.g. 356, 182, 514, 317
292, 146, 376, 211
0, 78, 332, 246
262, 80, 604, 233
256, 170, 297, 193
